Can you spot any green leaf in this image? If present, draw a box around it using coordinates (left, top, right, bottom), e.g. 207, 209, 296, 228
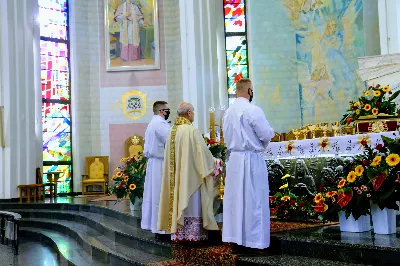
389, 90, 400, 101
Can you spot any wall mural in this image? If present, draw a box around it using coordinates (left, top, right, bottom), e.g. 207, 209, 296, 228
282, 0, 364, 125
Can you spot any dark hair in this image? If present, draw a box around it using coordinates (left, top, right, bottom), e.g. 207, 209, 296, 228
153, 101, 168, 114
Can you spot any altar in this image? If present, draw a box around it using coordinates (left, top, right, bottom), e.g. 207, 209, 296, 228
263, 131, 399, 160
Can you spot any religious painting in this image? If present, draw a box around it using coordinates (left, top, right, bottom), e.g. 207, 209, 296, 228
121, 89, 147, 120
105, 0, 160, 71
282, 0, 364, 125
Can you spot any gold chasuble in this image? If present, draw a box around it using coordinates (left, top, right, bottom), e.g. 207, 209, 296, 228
157, 117, 219, 234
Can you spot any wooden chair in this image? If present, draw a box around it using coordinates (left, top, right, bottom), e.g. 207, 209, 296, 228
82, 156, 109, 195
125, 135, 144, 158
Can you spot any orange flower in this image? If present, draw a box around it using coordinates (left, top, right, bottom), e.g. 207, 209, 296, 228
338, 179, 346, 188
364, 104, 371, 111
314, 200, 328, 213
124, 176, 129, 182
372, 108, 378, 115
129, 184, 136, 190
326, 191, 337, 198
116, 172, 123, 177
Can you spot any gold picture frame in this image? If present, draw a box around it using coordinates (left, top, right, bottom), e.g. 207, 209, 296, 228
104, 0, 160, 71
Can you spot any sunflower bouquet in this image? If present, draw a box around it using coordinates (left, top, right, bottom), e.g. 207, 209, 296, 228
109, 152, 147, 205
340, 84, 400, 125
357, 134, 400, 210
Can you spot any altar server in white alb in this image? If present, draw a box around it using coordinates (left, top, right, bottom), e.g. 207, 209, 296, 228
222, 78, 274, 252
141, 101, 171, 242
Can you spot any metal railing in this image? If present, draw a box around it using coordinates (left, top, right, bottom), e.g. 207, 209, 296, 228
0, 211, 21, 255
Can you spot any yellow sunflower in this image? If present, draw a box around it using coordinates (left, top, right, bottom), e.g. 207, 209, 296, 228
364, 104, 371, 111
347, 171, 357, 183
372, 108, 379, 115
382, 85, 390, 92
129, 184, 137, 190
124, 176, 129, 182
355, 165, 364, 176
281, 196, 290, 201
386, 154, 400, 167
356, 109, 360, 115
364, 91, 370, 97
279, 183, 288, 190
314, 193, 324, 203
354, 101, 360, 106
371, 155, 382, 167
373, 90, 381, 97
116, 172, 123, 177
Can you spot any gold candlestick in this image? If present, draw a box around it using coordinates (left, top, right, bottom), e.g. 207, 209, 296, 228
209, 107, 216, 140
220, 106, 226, 144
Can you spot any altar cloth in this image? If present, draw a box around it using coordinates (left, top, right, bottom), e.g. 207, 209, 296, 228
263, 131, 399, 160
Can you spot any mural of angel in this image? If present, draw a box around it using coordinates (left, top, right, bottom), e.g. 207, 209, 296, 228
282, 0, 363, 124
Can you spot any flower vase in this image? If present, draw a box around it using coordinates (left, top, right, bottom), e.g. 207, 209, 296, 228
371, 204, 396, 234
130, 197, 143, 215
339, 212, 370, 233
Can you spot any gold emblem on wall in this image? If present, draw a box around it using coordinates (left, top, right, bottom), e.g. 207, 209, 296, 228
121, 90, 147, 120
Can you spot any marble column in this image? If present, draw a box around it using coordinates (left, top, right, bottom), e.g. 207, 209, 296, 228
0, 0, 42, 199
179, 0, 225, 133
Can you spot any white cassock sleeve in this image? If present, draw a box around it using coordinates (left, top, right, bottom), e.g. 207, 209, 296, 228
249, 107, 274, 148
155, 123, 170, 145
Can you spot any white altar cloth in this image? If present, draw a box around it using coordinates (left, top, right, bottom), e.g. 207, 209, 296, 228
263, 131, 399, 160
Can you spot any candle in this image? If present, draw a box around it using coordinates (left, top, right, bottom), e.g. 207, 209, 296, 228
220, 105, 226, 144
209, 107, 216, 140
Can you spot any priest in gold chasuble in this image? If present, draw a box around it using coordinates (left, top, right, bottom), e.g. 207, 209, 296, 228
157, 102, 223, 242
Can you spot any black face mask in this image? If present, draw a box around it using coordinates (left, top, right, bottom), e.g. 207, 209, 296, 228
163, 110, 170, 120
248, 88, 253, 102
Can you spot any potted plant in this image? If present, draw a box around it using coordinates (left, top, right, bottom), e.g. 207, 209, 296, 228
325, 158, 371, 232
270, 175, 318, 221
109, 153, 147, 213
360, 135, 400, 234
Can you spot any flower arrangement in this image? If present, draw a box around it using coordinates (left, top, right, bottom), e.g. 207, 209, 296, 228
269, 174, 319, 220
356, 135, 400, 210
340, 84, 400, 125
203, 136, 227, 161
109, 152, 147, 205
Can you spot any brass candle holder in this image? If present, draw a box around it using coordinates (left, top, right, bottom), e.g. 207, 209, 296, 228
331, 122, 340, 136
320, 123, 329, 137
307, 124, 317, 138
217, 174, 225, 200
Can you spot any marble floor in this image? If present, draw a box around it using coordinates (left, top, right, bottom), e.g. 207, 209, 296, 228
0, 239, 59, 266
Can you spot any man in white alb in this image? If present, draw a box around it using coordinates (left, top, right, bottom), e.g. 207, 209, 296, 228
222, 78, 274, 253
141, 101, 171, 242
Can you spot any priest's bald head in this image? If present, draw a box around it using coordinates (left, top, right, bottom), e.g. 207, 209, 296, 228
236, 78, 253, 102
177, 102, 195, 123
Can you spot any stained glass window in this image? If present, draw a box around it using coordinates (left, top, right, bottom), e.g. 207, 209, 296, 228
39, 0, 71, 194
223, 0, 249, 102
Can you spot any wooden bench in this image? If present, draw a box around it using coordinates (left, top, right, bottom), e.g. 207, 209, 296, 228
17, 168, 56, 202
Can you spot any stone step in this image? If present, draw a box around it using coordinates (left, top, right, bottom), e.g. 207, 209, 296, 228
238, 255, 370, 266
20, 228, 104, 266
20, 219, 169, 266
272, 226, 400, 265
7, 208, 171, 258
